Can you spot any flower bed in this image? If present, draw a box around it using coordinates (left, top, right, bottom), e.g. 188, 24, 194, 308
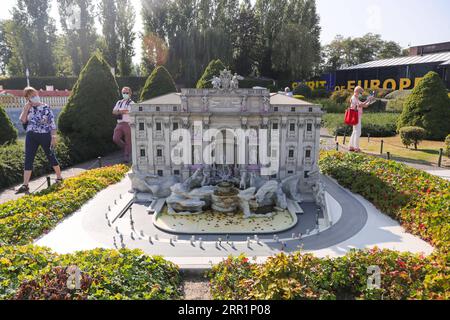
0, 246, 181, 300
0, 164, 129, 246
209, 152, 449, 300
208, 249, 430, 300
319, 152, 449, 249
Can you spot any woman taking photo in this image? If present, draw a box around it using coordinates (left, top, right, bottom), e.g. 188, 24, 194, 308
16, 87, 63, 194
349, 86, 373, 152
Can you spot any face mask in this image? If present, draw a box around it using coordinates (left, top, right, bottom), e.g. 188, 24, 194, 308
122, 94, 130, 100
30, 96, 40, 104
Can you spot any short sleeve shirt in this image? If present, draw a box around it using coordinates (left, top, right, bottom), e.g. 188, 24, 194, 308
113, 99, 134, 123
25, 104, 57, 133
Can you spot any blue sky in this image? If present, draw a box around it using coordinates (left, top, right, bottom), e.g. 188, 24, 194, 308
2, 0, 450, 64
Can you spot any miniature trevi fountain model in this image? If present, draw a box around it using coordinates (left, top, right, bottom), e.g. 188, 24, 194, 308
127, 69, 330, 234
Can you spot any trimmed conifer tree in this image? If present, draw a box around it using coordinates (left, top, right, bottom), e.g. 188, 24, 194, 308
196, 59, 226, 89
0, 106, 18, 145
58, 53, 120, 161
140, 66, 177, 102
397, 71, 450, 140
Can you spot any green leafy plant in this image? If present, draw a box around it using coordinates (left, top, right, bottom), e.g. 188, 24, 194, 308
0, 165, 129, 245
0, 105, 17, 145
293, 84, 312, 98
140, 66, 177, 102
0, 140, 74, 190
58, 53, 120, 162
399, 126, 427, 149
323, 113, 399, 137
397, 71, 450, 140
0, 246, 181, 300
196, 59, 226, 89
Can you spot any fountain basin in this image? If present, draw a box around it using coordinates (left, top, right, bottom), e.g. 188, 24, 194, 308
211, 182, 240, 213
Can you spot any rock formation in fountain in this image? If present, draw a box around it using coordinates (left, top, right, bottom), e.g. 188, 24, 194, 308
129, 172, 179, 198
281, 174, 304, 203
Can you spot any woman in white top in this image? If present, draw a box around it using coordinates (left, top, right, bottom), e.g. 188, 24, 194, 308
349, 86, 372, 152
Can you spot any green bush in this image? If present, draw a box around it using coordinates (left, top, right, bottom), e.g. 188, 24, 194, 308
445, 134, 450, 157
323, 113, 399, 137
0, 76, 147, 93
385, 90, 412, 100
0, 105, 18, 145
0, 140, 73, 190
330, 90, 352, 104
399, 126, 427, 149
315, 99, 347, 113
0, 246, 181, 300
58, 53, 120, 162
140, 66, 177, 102
293, 84, 312, 98
386, 96, 408, 113
209, 249, 431, 300
397, 71, 450, 140
0, 165, 129, 245
196, 59, 226, 89
311, 88, 330, 99
319, 151, 450, 299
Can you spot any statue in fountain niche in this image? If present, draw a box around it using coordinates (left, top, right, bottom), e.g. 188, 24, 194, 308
211, 76, 221, 89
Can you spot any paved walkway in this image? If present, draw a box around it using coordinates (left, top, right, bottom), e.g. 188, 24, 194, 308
0, 152, 125, 205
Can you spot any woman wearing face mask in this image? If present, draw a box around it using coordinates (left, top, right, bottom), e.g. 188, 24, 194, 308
17, 87, 63, 194
112, 87, 134, 163
348, 86, 373, 152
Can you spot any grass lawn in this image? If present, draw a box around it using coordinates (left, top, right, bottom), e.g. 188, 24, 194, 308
336, 135, 449, 167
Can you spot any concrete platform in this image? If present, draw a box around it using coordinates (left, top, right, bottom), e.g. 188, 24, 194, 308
35, 174, 434, 268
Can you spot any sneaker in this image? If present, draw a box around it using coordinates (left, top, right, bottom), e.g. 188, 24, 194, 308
349, 147, 355, 152
16, 184, 29, 194
55, 178, 64, 184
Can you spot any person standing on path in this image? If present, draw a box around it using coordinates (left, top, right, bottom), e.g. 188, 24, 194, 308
17, 87, 63, 194
349, 86, 373, 152
112, 87, 134, 163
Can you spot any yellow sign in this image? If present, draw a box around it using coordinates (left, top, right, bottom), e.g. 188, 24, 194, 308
334, 77, 423, 91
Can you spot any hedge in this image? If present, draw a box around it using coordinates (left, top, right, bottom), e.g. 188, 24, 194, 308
0, 164, 129, 246
140, 66, 177, 102
0, 105, 17, 145
58, 54, 120, 162
0, 76, 147, 95
209, 152, 449, 300
208, 249, 430, 300
322, 113, 399, 137
0, 246, 181, 300
0, 141, 73, 190
320, 152, 449, 299
397, 71, 450, 141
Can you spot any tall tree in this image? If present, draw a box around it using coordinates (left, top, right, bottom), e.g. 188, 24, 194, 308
322, 33, 404, 71
0, 21, 12, 76
272, 0, 321, 80
116, 0, 136, 76
99, 0, 119, 70
58, 0, 98, 75
4, 0, 57, 76
233, 0, 262, 76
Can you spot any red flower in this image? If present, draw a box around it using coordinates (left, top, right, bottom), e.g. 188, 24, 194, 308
397, 259, 406, 269
242, 257, 249, 264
